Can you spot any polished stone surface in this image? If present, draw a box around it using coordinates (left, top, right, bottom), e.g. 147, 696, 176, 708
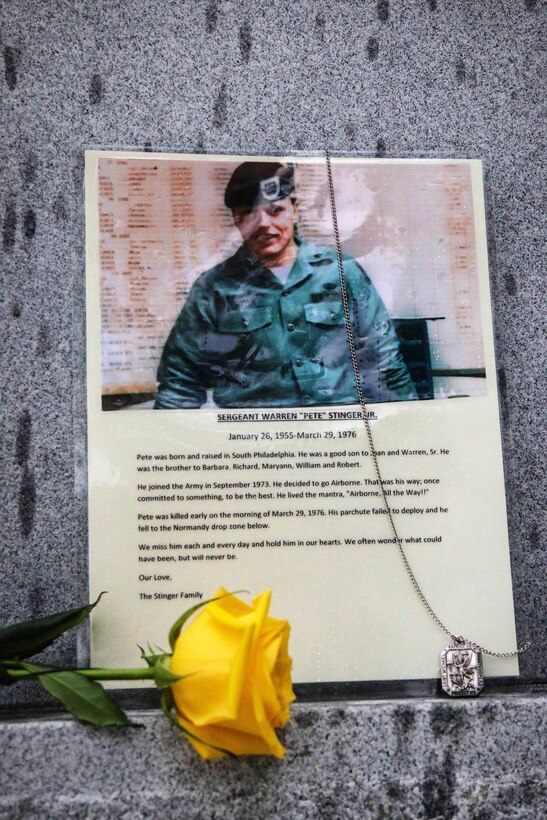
0, 3, 545, 814
1, 697, 546, 819
1, 0, 544, 700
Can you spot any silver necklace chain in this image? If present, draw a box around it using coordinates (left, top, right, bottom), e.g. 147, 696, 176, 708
324, 148, 530, 659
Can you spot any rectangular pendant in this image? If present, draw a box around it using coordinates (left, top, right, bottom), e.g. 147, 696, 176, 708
440, 640, 484, 697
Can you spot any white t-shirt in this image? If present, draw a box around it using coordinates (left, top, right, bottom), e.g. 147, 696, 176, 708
270, 263, 293, 285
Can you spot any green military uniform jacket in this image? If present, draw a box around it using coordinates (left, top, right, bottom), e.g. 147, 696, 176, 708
154, 240, 416, 408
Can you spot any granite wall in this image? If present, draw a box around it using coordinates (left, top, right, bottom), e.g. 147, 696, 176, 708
1, 698, 546, 819
1, 0, 545, 816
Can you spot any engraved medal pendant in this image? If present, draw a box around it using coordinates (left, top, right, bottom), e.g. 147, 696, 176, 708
440, 637, 484, 697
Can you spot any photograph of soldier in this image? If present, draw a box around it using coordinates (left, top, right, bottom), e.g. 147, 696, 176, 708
154, 162, 417, 409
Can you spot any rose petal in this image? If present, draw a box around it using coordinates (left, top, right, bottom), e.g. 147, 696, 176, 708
170, 589, 295, 758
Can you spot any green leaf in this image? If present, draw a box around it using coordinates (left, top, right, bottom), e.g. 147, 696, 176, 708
138, 645, 156, 668
139, 648, 185, 688
161, 687, 186, 733
0, 593, 106, 660
139, 642, 169, 669
34, 667, 131, 726
151, 654, 185, 689
168, 591, 246, 651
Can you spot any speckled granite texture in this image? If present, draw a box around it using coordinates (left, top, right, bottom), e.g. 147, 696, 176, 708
1, 0, 545, 692
1, 698, 546, 819
0, 0, 545, 814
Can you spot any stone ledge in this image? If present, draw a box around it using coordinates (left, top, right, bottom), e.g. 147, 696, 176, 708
2, 696, 545, 819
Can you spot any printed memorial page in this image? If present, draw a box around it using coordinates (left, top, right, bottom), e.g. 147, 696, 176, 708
85, 151, 518, 686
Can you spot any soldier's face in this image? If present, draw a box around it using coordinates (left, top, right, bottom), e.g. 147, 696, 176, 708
233, 198, 297, 263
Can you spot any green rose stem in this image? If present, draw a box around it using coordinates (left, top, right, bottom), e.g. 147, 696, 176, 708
0, 593, 241, 732
72, 668, 157, 681
4, 667, 157, 681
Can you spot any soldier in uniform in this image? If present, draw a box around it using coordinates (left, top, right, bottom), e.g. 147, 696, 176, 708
154, 161, 416, 409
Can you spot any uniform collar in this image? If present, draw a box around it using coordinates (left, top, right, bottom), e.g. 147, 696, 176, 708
226, 238, 334, 289
284, 239, 335, 290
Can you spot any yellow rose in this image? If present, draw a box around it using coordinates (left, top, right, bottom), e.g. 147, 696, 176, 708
169, 588, 295, 759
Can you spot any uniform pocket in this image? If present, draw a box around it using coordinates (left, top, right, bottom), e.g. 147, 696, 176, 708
304, 303, 344, 326
218, 307, 273, 333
